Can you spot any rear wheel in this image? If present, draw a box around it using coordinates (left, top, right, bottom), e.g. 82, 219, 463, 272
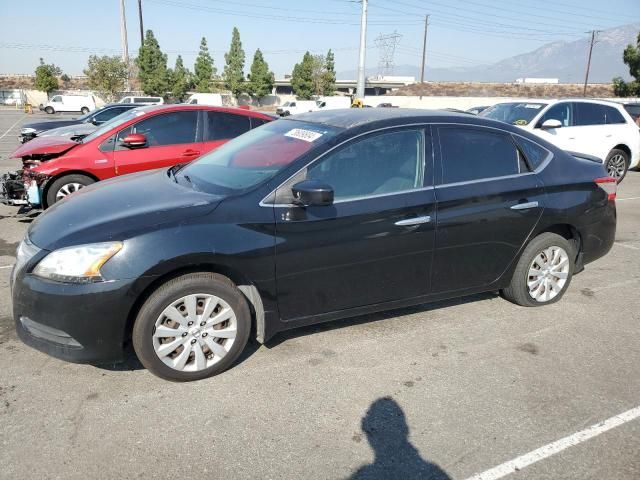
44, 106, 54, 114
132, 273, 251, 381
80, 107, 90, 114
605, 148, 629, 183
501, 232, 575, 307
45, 174, 95, 207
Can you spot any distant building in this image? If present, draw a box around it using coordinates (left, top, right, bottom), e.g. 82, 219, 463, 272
274, 76, 414, 96
515, 78, 559, 84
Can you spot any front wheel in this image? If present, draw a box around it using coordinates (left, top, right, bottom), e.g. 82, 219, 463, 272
132, 273, 251, 381
80, 107, 90, 114
605, 148, 629, 183
45, 174, 95, 207
501, 232, 575, 307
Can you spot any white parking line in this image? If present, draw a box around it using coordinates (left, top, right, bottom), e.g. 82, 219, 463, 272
0, 114, 26, 141
615, 242, 640, 250
0, 265, 14, 269
617, 196, 640, 201
463, 406, 640, 480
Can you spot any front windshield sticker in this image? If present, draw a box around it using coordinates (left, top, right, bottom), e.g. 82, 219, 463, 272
514, 119, 528, 125
284, 128, 324, 143
524, 104, 543, 109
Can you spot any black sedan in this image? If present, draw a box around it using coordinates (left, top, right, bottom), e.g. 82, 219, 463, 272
12, 109, 617, 381
19, 103, 139, 143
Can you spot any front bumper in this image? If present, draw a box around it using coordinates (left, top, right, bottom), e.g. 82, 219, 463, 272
12, 267, 138, 364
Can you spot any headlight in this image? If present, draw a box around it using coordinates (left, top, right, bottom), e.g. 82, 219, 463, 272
33, 242, 123, 283
21, 127, 36, 134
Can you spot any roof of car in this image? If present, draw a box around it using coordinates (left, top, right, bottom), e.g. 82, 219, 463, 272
288, 108, 485, 129
134, 104, 273, 119
491, 98, 626, 108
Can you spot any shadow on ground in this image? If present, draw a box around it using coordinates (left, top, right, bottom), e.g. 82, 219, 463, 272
348, 397, 451, 480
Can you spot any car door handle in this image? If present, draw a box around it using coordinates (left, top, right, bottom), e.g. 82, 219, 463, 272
395, 215, 431, 226
181, 150, 200, 157
510, 201, 539, 210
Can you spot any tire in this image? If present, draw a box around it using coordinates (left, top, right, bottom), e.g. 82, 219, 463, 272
44, 106, 54, 114
45, 174, 95, 207
604, 148, 629, 183
80, 107, 90, 114
132, 273, 251, 381
501, 232, 575, 307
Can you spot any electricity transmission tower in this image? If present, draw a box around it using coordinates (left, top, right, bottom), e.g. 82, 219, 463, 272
374, 31, 402, 77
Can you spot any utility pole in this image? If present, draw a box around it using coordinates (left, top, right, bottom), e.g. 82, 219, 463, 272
137, 0, 144, 47
583, 30, 599, 96
420, 14, 429, 84
356, 0, 368, 100
120, 0, 130, 91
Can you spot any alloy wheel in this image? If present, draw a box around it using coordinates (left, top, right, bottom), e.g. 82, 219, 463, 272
606, 154, 626, 180
527, 246, 570, 302
55, 182, 84, 200
152, 293, 238, 372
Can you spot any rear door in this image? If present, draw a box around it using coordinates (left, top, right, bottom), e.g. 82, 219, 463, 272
202, 111, 252, 155
113, 110, 202, 176
432, 125, 547, 294
570, 102, 615, 160
273, 126, 436, 320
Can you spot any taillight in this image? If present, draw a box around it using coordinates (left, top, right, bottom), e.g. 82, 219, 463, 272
595, 176, 617, 201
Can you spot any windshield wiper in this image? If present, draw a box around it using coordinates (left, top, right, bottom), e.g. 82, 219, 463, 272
168, 165, 178, 182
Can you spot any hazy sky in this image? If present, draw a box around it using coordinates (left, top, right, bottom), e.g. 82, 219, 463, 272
0, 0, 638, 77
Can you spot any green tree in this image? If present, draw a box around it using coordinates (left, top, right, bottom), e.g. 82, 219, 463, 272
135, 29, 168, 96
291, 52, 315, 99
34, 58, 61, 97
223, 27, 246, 97
84, 55, 128, 102
60, 73, 71, 89
194, 37, 216, 93
323, 49, 336, 95
169, 55, 191, 101
246, 49, 274, 103
612, 31, 640, 96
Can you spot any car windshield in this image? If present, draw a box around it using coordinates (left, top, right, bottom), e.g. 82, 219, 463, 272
480, 102, 547, 125
81, 108, 145, 143
178, 120, 340, 194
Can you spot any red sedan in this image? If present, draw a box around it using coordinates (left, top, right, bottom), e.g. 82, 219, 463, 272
10, 105, 273, 208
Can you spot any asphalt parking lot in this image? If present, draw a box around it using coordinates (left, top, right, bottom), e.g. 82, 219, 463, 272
0, 109, 638, 479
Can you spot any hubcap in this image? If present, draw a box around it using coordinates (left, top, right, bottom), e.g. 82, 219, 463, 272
56, 182, 84, 200
527, 246, 570, 302
152, 293, 237, 372
607, 154, 626, 180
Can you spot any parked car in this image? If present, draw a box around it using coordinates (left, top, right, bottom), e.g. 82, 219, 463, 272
480, 99, 639, 182
6, 105, 272, 209
11, 109, 617, 381
19, 103, 139, 143
185, 93, 231, 106
621, 102, 640, 125
119, 96, 164, 105
276, 100, 318, 116
376, 102, 398, 108
466, 105, 489, 115
42, 94, 97, 114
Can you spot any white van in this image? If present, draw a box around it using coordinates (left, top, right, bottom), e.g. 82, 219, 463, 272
43, 94, 97, 114
119, 96, 164, 105
276, 100, 318, 117
185, 93, 224, 106
316, 96, 351, 110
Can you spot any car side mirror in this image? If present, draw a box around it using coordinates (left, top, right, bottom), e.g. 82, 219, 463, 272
91, 117, 100, 125
121, 133, 147, 148
540, 119, 562, 129
291, 180, 334, 207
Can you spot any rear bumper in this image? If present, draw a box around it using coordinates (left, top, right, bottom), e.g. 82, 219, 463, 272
581, 201, 617, 265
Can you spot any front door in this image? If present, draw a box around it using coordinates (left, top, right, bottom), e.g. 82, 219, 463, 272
432, 125, 546, 294
273, 127, 436, 321
532, 102, 576, 152
113, 110, 202, 176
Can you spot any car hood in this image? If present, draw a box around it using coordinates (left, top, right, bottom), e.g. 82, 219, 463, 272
28, 169, 223, 251
22, 119, 81, 132
12, 136, 79, 159
39, 124, 97, 138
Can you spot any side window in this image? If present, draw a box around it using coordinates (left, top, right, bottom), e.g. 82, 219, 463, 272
537, 103, 572, 127
121, 98, 131, 104
513, 135, 550, 170
574, 103, 607, 126
306, 129, 425, 201
117, 111, 198, 146
51, 96, 62, 103
290, 102, 296, 107
439, 127, 519, 184
250, 118, 268, 129
94, 107, 126, 123
207, 112, 251, 141
604, 106, 626, 124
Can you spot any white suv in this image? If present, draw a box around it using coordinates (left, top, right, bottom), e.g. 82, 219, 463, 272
481, 99, 640, 182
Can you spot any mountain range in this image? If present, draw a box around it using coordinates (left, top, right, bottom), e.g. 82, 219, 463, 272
338, 23, 639, 83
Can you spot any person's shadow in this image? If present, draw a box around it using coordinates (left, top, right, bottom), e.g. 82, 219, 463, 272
349, 397, 451, 480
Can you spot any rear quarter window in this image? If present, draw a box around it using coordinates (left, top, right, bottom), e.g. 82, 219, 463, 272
513, 136, 550, 170
604, 106, 627, 124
